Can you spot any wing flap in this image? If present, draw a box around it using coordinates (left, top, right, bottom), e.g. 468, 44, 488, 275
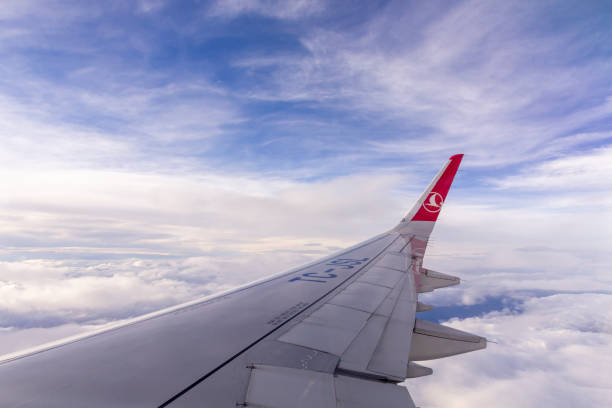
357, 266, 404, 288
338, 272, 408, 376
243, 365, 416, 408
279, 240, 415, 381
405, 362, 433, 378
337, 315, 388, 374
409, 319, 487, 361
328, 282, 392, 314
417, 268, 460, 293
375, 252, 409, 271
244, 365, 336, 408
278, 304, 370, 356
335, 374, 415, 408
366, 269, 416, 380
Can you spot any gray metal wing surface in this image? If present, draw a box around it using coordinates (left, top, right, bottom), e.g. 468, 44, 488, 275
0, 154, 486, 407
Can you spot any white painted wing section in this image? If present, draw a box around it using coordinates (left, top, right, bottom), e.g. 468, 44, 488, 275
245, 365, 415, 408
367, 268, 416, 379
337, 314, 388, 373
278, 245, 416, 382
375, 252, 408, 271
278, 304, 370, 356
328, 282, 391, 313
357, 266, 403, 288
338, 271, 407, 375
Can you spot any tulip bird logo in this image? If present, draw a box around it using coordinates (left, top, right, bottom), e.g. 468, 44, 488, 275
422, 192, 444, 213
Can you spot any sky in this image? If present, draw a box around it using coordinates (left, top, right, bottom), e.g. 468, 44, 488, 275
1, 0, 611, 406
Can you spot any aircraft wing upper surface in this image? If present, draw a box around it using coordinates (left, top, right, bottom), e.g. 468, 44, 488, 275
0, 154, 486, 407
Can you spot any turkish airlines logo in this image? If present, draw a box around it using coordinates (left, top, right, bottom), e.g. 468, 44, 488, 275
423, 191, 444, 213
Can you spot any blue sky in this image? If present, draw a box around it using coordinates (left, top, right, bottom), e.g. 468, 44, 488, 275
3, 0, 611, 177
1, 1, 612, 406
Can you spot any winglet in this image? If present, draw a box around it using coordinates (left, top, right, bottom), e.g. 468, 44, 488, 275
397, 154, 463, 230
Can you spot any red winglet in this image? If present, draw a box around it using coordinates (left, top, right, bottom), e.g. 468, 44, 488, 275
410, 154, 463, 222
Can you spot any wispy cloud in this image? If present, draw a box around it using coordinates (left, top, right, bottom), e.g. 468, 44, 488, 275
208, 0, 326, 20
494, 145, 612, 191
229, 0, 612, 166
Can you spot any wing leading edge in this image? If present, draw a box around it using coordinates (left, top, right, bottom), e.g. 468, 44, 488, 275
0, 154, 486, 408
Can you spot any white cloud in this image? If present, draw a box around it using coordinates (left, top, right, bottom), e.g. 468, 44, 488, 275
0, 166, 408, 343
0, 258, 230, 328
494, 145, 612, 191
0, 96, 132, 170
0, 1, 34, 19
417, 203, 612, 309
406, 293, 612, 407
208, 0, 325, 20
0, 3, 242, 171
137, 0, 166, 14
0, 78, 243, 181
0, 168, 405, 242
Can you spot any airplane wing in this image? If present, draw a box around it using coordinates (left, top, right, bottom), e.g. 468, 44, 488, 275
0, 154, 486, 407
